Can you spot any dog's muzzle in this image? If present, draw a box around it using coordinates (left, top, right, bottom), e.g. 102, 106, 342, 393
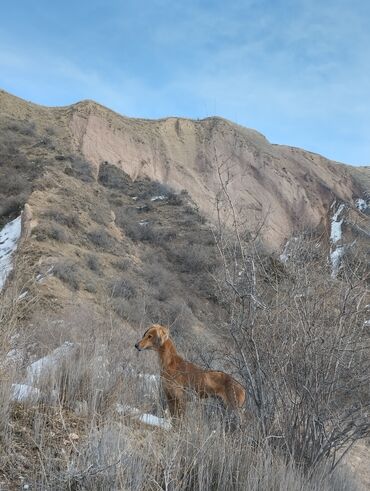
135, 342, 141, 351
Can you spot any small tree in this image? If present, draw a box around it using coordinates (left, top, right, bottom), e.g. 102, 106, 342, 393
212, 157, 370, 472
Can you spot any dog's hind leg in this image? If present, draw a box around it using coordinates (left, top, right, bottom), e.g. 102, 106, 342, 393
220, 385, 243, 430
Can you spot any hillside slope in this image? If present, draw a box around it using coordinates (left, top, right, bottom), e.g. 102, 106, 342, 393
0, 89, 369, 490
1, 89, 368, 251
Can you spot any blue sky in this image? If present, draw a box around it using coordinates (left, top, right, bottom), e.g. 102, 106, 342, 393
0, 0, 369, 165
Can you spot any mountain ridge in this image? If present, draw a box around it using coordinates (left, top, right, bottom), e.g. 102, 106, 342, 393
1, 88, 368, 251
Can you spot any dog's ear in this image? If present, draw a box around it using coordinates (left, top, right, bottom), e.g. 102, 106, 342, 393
158, 326, 169, 345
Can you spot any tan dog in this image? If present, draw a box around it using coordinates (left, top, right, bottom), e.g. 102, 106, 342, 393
135, 324, 245, 419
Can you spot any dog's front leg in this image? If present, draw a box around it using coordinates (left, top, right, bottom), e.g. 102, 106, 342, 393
165, 389, 185, 420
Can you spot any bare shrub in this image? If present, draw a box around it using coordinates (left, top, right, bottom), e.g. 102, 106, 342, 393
6, 120, 36, 136
53, 260, 81, 290
98, 162, 131, 191
34, 224, 69, 242
212, 159, 370, 473
90, 204, 113, 226
112, 258, 131, 272
125, 222, 162, 243
88, 228, 114, 249
167, 243, 218, 273
0, 194, 27, 225
166, 301, 194, 333
99, 163, 182, 205
143, 261, 175, 302
35, 408, 361, 491
86, 254, 101, 273
85, 280, 97, 293
65, 155, 95, 182
111, 297, 143, 325
48, 224, 70, 242
0, 174, 28, 195
42, 209, 80, 229
115, 207, 168, 244
109, 277, 136, 299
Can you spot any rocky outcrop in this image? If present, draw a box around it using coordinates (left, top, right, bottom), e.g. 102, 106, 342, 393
68, 102, 363, 249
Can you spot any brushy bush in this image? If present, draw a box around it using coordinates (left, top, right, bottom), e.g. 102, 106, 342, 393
48, 225, 69, 242
98, 162, 131, 192
125, 223, 161, 243
42, 210, 80, 229
111, 297, 144, 325
143, 261, 176, 302
65, 155, 95, 182
6, 119, 36, 136
45, 126, 56, 136
53, 260, 81, 290
86, 254, 101, 273
33, 224, 70, 243
167, 243, 218, 273
109, 277, 136, 299
90, 204, 113, 226
116, 205, 176, 244
87, 228, 114, 249
0, 174, 28, 195
0, 195, 27, 225
212, 228, 369, 472
84, 280, 98, 293
112, 258, 131, 272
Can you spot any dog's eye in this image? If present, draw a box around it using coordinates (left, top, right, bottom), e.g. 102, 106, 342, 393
148, 335, 152, 339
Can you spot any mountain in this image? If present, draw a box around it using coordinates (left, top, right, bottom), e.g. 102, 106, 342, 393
1, 89, 369, 250
0, 89, 369, 489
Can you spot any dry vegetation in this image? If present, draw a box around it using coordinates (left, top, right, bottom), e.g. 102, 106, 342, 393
1, 217, 369, 489
0, 110, 369, 489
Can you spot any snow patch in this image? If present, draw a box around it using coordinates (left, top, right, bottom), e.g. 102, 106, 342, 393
0, 216, 22, 290
330, 247, 344, 279
151, 195, 167, 202
116, 403, 171, 430
330, 203, 345, 244
11, 383, 41, 403
35, 266, 54, 283
26, 341, 76, 384
329, 202, 346, 278
138, 413, 172, 430
355, 199, 368, 212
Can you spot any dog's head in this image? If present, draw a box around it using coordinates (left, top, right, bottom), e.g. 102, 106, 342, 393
135, 324, 169, 351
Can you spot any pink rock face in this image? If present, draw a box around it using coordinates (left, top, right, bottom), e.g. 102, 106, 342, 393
69, 102, 360, 250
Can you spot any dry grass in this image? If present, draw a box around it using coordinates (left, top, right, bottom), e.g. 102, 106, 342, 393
0, 257, 367, 489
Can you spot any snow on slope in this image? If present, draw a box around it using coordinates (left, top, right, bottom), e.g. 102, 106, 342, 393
116, 403, 172, 430
0, 216, 22, 290
26, 341, 76, 384
330, 203, 345, 244
355, 198, 368, 212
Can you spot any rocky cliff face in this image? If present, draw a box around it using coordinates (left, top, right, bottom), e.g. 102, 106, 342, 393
1, 88, 367, 252
67, 100, 365, 249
